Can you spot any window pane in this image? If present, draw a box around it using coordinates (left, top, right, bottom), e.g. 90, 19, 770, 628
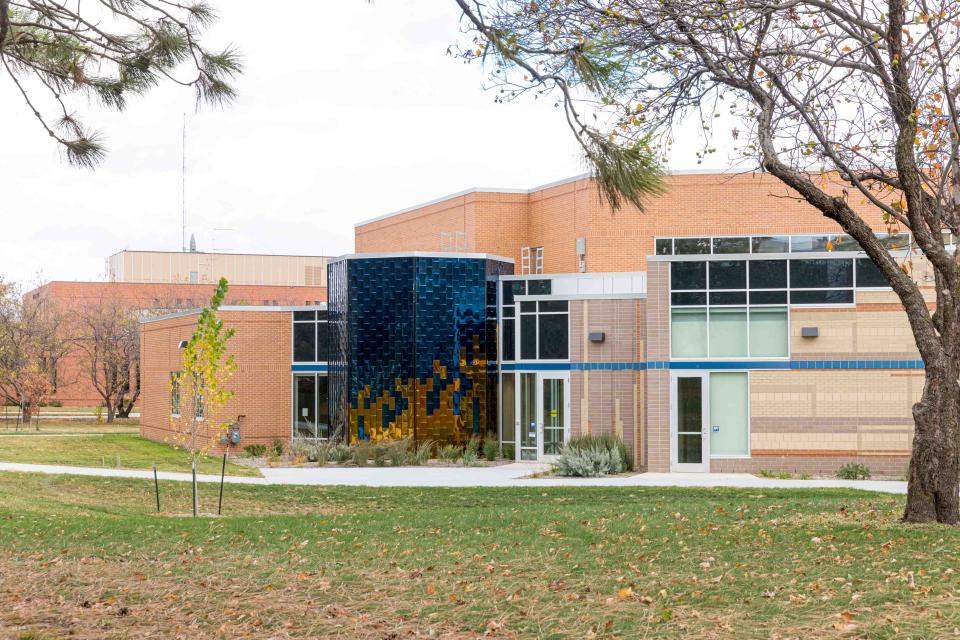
789, 259, 853, 288
749, 308, 788, 357
749, 290, 788, 305
749, 260, 787, 288
503, 281, 525, 305
538, 300, 568, 312
671, 261, 706, 290
752, 236, 789, 253
520, 301, 536, 313
672, 292, 707, 305
502, 318, 516, 361
856, 258, 889, 288
671, 309, 708, 357
527, 279, 551, 295
317, 376, 329, 438
316, 322, 329, 362
293, 322, 316, 362
709, 291, 747, 305
791, 289, 854, 304
501, 305, 514, 318
501, 373, 516, 444
832, 235, 861, 252
709, 309, 747, 357
709, 260, 746, 289
713, 237, 750, 254
293, 310, 316, 321
317, 310, 328, 321
538, 314, 569, 359
879, 233, 910, 250
790, 235, 830, 252
674, 238, 711, 254
655, 238, 673, 255
520, 315, 537, 359
295, 375, 317, 438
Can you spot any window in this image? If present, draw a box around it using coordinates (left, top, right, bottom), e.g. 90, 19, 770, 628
749, 260, 787, 289
518, 300, 569, 360
521, 246, 544, 274
655, 238, 673, 255
712, 237, 750, 254
751, 236, 790, 253
292, 310, 329, 363
674, 237, 711, 254
856, 258, 888, 288
671, 261, 706, 290
709, 260, 746, 290
671, 309, 708, 357
790, 235, 831, 252
789, 259, 853, 288
500, 281, 527, 361
170, 372, 181, 416
293, 374, 329, 439
749, 308, 789, 357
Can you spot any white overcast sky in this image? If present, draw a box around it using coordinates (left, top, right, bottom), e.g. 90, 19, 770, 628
1, 1, 730, 286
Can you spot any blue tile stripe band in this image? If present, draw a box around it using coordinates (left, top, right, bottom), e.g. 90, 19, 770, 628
499, 359, 924, 372
292, 364, 329, 372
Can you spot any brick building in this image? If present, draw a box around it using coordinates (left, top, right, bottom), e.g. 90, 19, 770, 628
139, 172, 924, 477
30, 253, 329, 407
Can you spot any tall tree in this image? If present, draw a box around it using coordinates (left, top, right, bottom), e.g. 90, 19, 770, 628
0, 281, 69, 422
456, 0, 960, 523
0, 0, 241, 167
76, 294, 141, 423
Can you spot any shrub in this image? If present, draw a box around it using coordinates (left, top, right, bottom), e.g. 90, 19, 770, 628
352, 441, 371, 466
373, 443, 389, 466
501, 442, 515, 460
462, 448, 481, 466
411, 440, 433, 465
271, 438, 285, 457
565, 433, 633, 471
465, 437, 481, 456
243, 443, 267, 457
314, 442, 332, 465
837, 463, 871, 480
438, 444, 461, 463
290, 439, 314, 461
555, 444, 623, 477
388, 438, 411, 466
482, 438, 498, 461
329, 444, 354, 464
758, 469, 792, 480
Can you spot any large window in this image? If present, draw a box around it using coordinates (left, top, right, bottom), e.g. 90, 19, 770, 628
170, 372, 181, 416
500, 279, 553, 361
293, 310, 329, 363
518, 300, 569, 360
657, 232, 916, 257
294, 374, 329, 439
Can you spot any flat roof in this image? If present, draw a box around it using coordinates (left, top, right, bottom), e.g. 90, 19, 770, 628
110, 250, 333, 260
354, 168, 762, 228
329, 251, 515, 264
141, 304, 326, 324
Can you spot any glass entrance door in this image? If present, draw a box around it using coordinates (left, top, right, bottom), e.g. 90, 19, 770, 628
514, 372, 569, 461
540, 375, 567, 459
671, 372, 709, 471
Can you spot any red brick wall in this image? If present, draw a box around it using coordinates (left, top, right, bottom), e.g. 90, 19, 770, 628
356, 173, 893, 273
27, 281, 324, 407
139, 309, 293, 452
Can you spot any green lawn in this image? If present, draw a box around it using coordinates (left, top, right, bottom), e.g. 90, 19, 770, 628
0, 418, 139, 435
0, 473, 956, 638
0, 434, 260, 477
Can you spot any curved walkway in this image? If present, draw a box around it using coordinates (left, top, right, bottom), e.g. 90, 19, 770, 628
0, 461, 907, 493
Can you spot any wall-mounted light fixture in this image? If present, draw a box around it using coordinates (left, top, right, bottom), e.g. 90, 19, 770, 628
178, 339, 189, 349
800, 327, 819, 338
589, 331, 605, 343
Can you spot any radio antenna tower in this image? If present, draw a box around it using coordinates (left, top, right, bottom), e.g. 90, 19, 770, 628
181, 113, 187, 253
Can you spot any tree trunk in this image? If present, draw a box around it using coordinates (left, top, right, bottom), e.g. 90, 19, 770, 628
105, 401, 115, 424
903, 362, 960, 524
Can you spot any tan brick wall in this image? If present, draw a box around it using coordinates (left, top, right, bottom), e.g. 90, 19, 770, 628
356, 172, 893, 274
140, 310, 293, 453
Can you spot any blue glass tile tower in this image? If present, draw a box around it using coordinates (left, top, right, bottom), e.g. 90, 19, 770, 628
328, 253, 513, 444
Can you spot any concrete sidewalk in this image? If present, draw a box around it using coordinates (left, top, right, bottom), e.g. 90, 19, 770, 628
0, 461, 907, 493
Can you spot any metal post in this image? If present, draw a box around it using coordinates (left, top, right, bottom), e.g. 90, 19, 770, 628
153, 466, 161, 512
191, 461, 197, 517
217, 453, 227, 515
